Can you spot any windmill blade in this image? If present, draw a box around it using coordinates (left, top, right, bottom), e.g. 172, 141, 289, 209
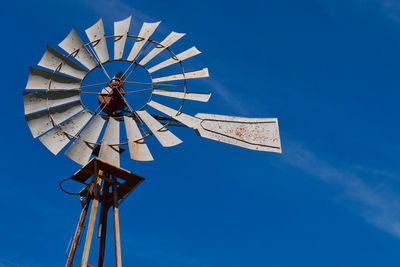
38, 45, 87, 79
138, 31, 185, 66
25, 101, 84, 138
99, 117, 120, 167
147, 101, 281, 153
85, 18, 109, 63
127, 21, 161, 61
148, 47, 201, 73
23, 90, 80, 115
59, 29, 97, 70
26, 67, 81, 90
39, 110, 92, 155
136, 110, 182, 147
124, 116, 153, 161
152, 68, 209, 83
114, 16, 131, 60
152, 89, 211, 102
65, 115, 106, 165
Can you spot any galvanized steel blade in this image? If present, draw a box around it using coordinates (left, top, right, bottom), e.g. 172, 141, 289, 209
38, 45, 87, 79
127, 21, 161, 61
152, 68, 209, 83
23, 90, 80, 115
25, 101, 84, 138
114, 16, 131, 60
136, 110, 182, 147
39, 110, 92, 155
99, 117, 120, 167
85, 18, 109, 63
124, 116, 153, 161
58, 29, 97, 70
26, 67, 81, 90
148, 47, 201, 73
152, 89, 211, 102
195, 113, 282, 153
65, 115, 106, 165
138, 31, 185, 66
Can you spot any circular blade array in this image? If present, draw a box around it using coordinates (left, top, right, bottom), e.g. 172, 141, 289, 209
23, 16, 211, 167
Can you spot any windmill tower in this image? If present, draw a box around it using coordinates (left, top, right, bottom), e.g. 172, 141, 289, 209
23, 16, 281, 267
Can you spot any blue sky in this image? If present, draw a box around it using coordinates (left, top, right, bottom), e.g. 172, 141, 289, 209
2, 0, 400, 266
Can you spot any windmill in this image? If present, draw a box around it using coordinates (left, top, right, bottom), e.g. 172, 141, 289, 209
23, 16, 281, 267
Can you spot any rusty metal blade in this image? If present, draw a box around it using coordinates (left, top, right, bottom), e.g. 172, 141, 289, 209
136, 110, 182, 147
127, 21, 161, 61
26, 67, 81, 90
124, 116, 153, 161
195, 113, 282, 153
114, 16, 131, 60
152, 89, 211, 102
148, 47, 201, 73
23, 90, 80, 115
38, 45, 87, 79
65, 115, 106, 165
152, 68, 209, 83
39, 110, 92, 155
138, 31, 185, 66
99, 117, 120, 167
85, 18, 109, 63
59, 29, 97, 70
25, 101, 84, 138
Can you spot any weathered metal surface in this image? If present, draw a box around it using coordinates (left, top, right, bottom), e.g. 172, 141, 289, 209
38, 45, 87, 79
65, 115, 106, 165
127, 21, 161, 61
114, 16, 131, 60
136, 110, 182, 147
195, 113, 281, 153
99, 118, 120, 167
148, 46, 201, 73
59, 29, 97, 70
152, 89, 211, 102
138, 31, 185, 66
26, 67, 81, 90
25, 101, 84, 138
85, 18, 109, 63
23, 90, 80, 115
123, 116, 153, 161
39, 110, 92, 155
97, 72, 126, 116
152, 68, 209, 83
147, 101, 281, 153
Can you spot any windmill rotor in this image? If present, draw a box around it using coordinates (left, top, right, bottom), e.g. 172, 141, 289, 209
23, 16, 282, 168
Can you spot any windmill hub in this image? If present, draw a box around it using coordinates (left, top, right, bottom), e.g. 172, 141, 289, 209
97, 76, 126, 116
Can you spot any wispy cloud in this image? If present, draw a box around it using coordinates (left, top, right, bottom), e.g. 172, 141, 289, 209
284, 141, 400, 238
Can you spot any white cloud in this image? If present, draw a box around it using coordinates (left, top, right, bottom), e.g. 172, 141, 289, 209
285, 141, 400, 238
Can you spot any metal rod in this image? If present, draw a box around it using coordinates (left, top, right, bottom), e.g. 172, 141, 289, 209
113, 176, 122, 267
98, 179, 110, 267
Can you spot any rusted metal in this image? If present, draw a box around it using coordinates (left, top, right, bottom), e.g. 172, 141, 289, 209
97, 72, 127, 116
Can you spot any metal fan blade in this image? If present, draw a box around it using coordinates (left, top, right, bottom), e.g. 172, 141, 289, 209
152, 89, 211, 102
39, 110, 92, 155
148, 47, 201, 73
85, 18, 109, 63
26, 67, 81, 90
124, 116, 153, 161
147, 101, 281, 153
23, 90, 80, 115
136, 110, 182, 147
114, 16, 131, 60
152, 68, 209, 83
38, 45, 87, 79
138, 31, 185, 66
65, 115, 106, 165
127, 21, 161, 61
59, 29, 97, 70
99, 117, 120, 167
25, 101, 84, 138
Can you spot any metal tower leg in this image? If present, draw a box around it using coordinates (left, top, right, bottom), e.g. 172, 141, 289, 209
98, 181, 110, 267
113, 177, 122, 267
